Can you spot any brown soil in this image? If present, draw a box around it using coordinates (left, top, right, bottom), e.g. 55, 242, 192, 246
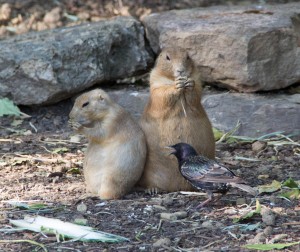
0, 95, 299, 251
0, 1, 300, 251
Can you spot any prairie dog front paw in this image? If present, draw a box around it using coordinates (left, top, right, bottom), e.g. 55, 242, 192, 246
184, 78, 195, 88
68, 120, 83, 131
175, 76, 188, 89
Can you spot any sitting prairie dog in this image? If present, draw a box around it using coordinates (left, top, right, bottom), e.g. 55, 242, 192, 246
138, 47, 215, 192
69, 89, 147, 199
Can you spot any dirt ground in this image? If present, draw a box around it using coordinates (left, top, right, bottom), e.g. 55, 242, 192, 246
0, 1, 300, 251
0, 90, 299, 252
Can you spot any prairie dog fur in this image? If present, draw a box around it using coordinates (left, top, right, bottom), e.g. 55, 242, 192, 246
138, 47, 215, 192
69, 89, 147, 199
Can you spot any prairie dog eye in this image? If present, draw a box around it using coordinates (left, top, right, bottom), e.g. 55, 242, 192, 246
82, 102, 89, 108
166, 54, 170, 61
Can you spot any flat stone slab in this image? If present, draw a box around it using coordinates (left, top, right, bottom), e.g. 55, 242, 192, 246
107, 88, 300, 138
0, 16, 153, 105
142, 3, 300, 92
203, 92, 300, 138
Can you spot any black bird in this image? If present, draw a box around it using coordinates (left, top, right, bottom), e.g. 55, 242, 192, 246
168, 143, 257, 208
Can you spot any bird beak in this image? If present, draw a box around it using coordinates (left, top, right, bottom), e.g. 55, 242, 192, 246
165, 146, 175, 156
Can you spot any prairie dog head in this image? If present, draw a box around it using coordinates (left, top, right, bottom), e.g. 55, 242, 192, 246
69, 89, 113, 130
155, 48, 194, 79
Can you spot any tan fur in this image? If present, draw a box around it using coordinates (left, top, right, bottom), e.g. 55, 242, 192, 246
138, 48, 215, 192
69, 89, 147, 199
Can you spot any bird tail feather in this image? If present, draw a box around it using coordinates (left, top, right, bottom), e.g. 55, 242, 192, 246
230, 183, 257, 196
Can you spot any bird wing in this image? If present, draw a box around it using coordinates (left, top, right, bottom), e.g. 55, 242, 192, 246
180, 156, 246, 184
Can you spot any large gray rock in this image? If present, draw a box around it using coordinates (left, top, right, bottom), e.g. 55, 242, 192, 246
203, 92, 300, 138
107, 88, 300, 138
142, 3, 300, 92
0, 16, 154, 105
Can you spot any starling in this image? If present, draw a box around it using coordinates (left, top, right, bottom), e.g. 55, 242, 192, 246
169, 143, 257, 208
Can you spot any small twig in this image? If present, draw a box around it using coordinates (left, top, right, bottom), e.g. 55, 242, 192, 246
282, 222, 300, 226
53, 247, 81, 252
200, 237, 226, 249
94, 211, 114, 216
29, 122, 38, 133
40, 146, 53, 153
157, 219, 163, 231
226, 230, 239, 240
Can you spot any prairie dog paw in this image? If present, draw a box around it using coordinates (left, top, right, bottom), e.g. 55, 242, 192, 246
145, 187, 160, 195
68, 120, 83, 131
175, 76, 188, 89
184, 78, 195, 88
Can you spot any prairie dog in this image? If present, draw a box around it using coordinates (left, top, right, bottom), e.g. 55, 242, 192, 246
69, 89, 147, 199
138, 47, 215, 192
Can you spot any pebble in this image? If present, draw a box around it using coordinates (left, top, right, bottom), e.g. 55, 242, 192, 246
0, 3, 11, 21
261, 207, 276, 226
252, 141, 267, 152
258, 174, 269, 179
160, 211, 187, 221
263, 226, 273, 236
160, 213, 177, 221
201, 220, 214, 229
161, 195, 174, 206
152, 205, 167, 212
153, 238, 171, 248
74, 218, 88, 226
247, 232, 266, 244
43, 7, 62, 24
77, 202, 87, 213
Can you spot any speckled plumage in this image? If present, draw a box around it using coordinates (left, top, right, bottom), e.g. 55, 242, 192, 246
170, 143, 257, 207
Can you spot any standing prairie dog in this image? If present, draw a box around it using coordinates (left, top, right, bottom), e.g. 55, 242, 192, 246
69, 89, 147, 199
138, 47, 215, 192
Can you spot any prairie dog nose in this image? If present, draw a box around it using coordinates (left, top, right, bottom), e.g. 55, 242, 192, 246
175, 67, 186, 77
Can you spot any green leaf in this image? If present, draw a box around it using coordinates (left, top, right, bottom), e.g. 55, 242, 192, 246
7, 201, 61, 213
280, 189, 300, 200
0, 98, 21, 117
213, 128, 224, 141
243, 241, 300, 251
233, 200, 261, 223
258, 180, 282, 194
11, 202, 48, 210
223, 222, 260, 232
282, 178, 299, 189
67, 168, 81, 174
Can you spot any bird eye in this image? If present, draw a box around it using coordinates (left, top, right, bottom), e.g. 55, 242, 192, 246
166, 55, 170, 61
82, 102, 89, 108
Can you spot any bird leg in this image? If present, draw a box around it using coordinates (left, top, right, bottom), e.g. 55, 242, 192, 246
195, 191, 225, 208
195, 191, 214, 208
